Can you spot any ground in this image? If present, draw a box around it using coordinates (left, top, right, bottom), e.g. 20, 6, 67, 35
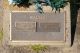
0, 0, 80, 53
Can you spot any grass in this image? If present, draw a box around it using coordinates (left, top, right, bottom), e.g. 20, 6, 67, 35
0, 30, 3, 41
3, 0, 10, 9
30, 44, 48, 53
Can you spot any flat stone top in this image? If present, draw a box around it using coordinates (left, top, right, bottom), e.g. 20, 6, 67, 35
11, 12, 65, 41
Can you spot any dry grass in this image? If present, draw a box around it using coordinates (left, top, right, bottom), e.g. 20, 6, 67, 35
0, 30, 3, 41
0, 29, 3, 47
3, 0, 10, 10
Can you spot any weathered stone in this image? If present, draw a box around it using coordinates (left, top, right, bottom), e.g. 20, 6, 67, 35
11, 12, 65, 41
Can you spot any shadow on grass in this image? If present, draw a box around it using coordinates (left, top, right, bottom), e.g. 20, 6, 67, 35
71, 0, 80, 46
13, 0, 32, 8
13, 3, 32, 8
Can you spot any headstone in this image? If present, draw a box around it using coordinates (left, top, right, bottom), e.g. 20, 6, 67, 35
11, 12, 65, 41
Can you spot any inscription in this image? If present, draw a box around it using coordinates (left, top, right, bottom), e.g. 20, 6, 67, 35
37, 22, 60, 32
15, 22, 36, 32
